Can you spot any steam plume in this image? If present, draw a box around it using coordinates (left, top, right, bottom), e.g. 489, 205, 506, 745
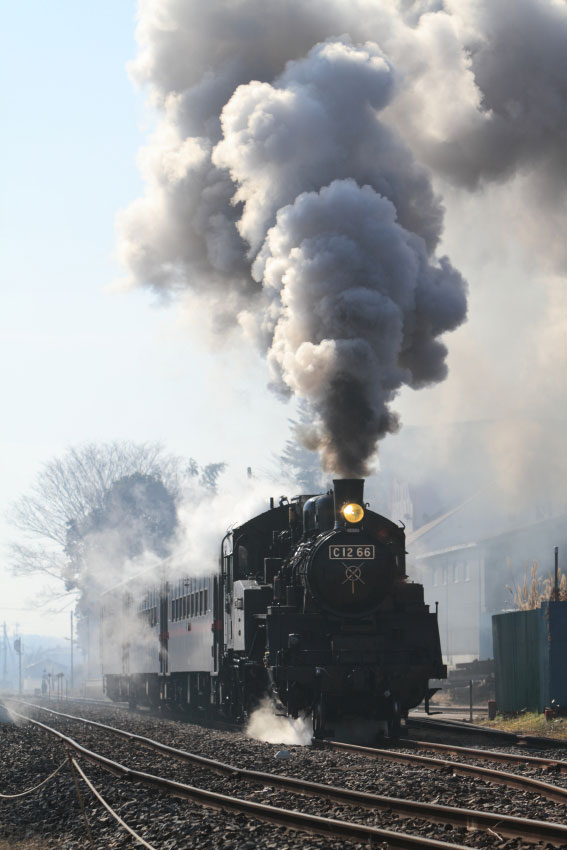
246, 697, 312, 746
118, 0, 564, 473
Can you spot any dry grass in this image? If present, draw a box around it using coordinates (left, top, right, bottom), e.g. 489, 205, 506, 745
480, 711, 567, 740
506, 559, 567, 610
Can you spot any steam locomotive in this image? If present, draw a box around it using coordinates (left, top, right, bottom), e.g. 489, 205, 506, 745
101, 479, 445, 738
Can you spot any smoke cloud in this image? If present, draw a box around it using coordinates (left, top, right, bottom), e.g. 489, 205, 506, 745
118, 0, 564, 473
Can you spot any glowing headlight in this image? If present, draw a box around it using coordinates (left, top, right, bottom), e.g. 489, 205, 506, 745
342, 503, 364, 523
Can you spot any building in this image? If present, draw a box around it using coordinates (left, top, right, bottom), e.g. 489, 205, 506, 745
409, 499, 566, 666
366, 419, 566, 668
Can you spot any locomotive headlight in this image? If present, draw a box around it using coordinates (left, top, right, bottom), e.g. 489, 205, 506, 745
342, 502, 364, 523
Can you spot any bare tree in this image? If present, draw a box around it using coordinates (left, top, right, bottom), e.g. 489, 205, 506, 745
64, 472, 179, 590
8, 441, 185, 580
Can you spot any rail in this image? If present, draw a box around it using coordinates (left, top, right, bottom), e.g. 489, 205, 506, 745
407, 739, 567, 773
317, 739, 567, 806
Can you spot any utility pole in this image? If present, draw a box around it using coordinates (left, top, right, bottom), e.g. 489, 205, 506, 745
70, 611, 74, 692
65, 612, 79, 694
2, 622, 6, 684
14, 636, 22, 695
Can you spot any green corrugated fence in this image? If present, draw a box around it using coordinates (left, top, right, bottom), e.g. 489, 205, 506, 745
493, 602, 567, 713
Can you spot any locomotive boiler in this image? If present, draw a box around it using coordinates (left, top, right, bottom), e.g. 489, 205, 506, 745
101, 478, 445, 739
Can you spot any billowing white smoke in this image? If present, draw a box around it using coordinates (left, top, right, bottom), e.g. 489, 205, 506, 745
169, 469, 295, 578
118, 0, 564, 473
386, 0, 567, 269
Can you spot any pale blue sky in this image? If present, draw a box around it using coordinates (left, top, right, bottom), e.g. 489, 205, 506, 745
0, 2, 292, 637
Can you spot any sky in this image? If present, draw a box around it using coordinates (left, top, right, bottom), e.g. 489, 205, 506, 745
0, 2, 292, 638
1, 0, 565, 640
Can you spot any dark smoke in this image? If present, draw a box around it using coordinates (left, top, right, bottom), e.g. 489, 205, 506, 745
251, 176, 466, 475
118, 0, 563, 473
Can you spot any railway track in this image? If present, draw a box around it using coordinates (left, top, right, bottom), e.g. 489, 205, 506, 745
405, 737, 567, 772
318, 738, 567, 805
414, 704, 489, 714
5, 699, 567, 848
1, 702, 469, 850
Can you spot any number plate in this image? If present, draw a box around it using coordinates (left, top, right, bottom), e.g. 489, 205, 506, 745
329, 545, 375, 560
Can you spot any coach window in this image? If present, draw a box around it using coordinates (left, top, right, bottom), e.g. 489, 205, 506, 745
204, 588, 208, 612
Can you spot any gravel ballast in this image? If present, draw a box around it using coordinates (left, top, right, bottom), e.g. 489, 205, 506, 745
1, 700, 564, 850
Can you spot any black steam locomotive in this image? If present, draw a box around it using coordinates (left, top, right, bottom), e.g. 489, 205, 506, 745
101, 479, 445, 738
